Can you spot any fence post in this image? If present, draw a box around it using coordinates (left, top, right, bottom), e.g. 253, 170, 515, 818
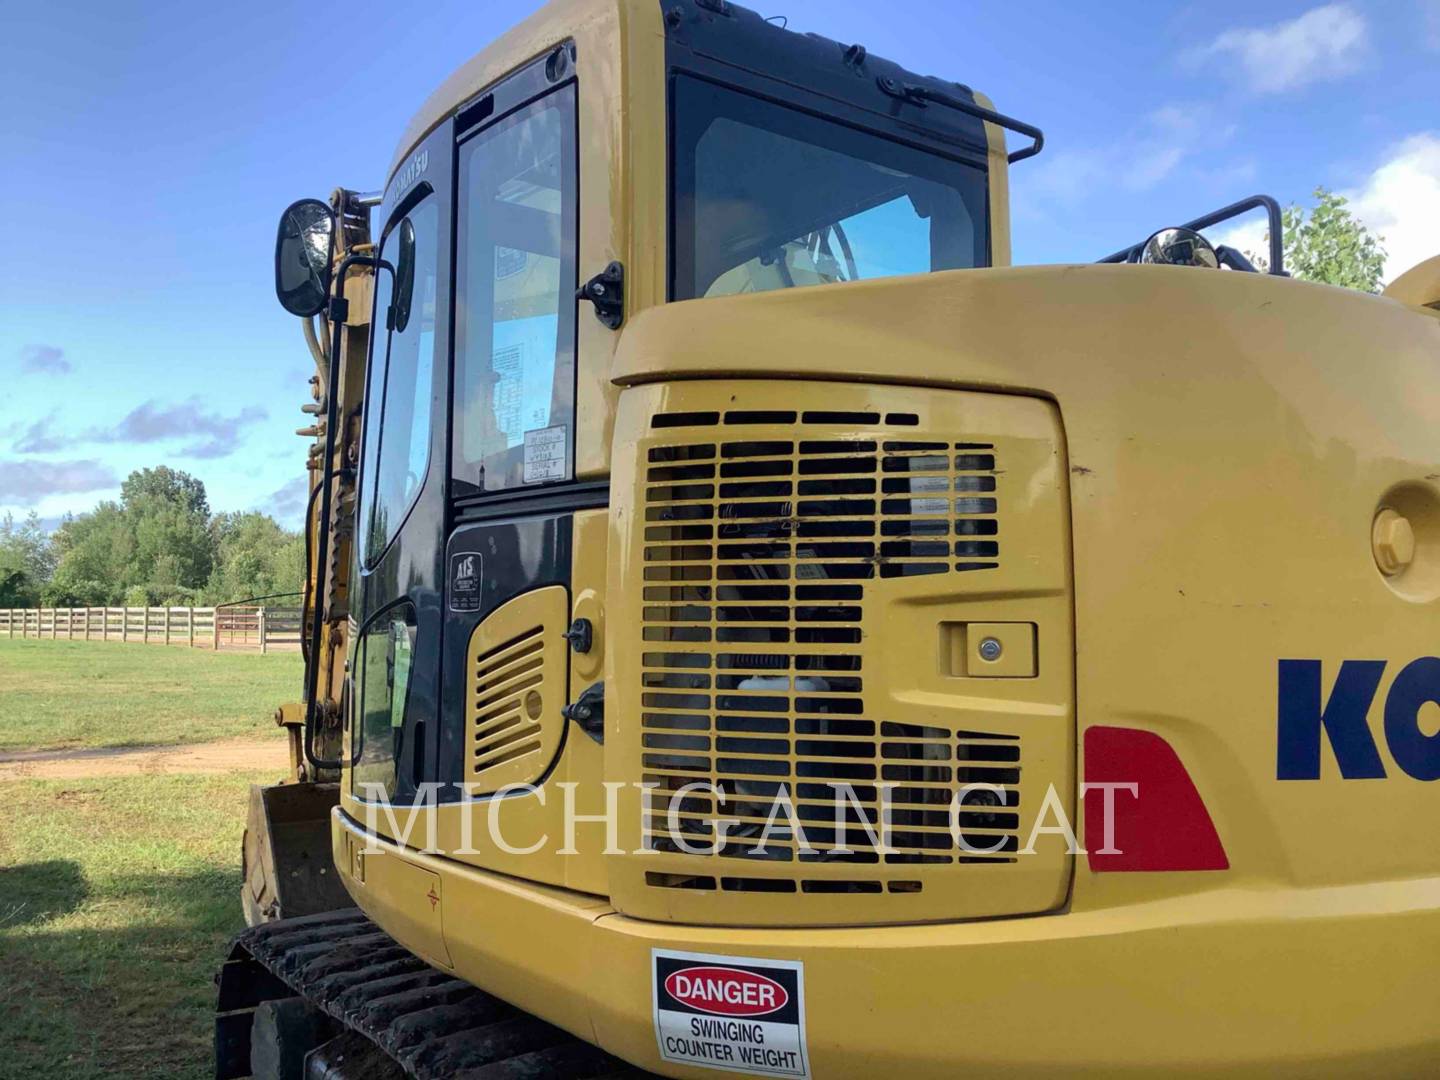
187, 607, 195, 648
258, 606, 268, 654
6, 609, 11, 639
163, 606, 170, 646
122, 607, 129, 642
212, 609, 220, 651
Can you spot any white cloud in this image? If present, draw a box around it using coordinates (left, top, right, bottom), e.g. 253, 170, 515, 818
1209, 133, 1440, 283
1188, 4, 1368, 94
1209, 218, 1271, 263
1342, 133, 1440, 283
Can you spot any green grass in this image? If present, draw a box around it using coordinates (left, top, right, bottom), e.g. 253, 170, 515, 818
0, 771, 270, 1080
0, 640, 301, 752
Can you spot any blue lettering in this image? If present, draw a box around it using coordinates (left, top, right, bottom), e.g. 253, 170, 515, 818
1383, 658, 1440, 781
1277, 659, 1387, 780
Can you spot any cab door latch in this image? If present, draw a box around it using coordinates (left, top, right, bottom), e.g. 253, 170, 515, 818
563, 681, 606, 742
577, 262, 624, 330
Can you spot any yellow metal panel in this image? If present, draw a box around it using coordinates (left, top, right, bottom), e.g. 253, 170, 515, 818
348, 841, 452, 970
972, 88, 1012, 269
605, 379, 1075, 926
609, 265, 1440, 913
1384, 252, 1440, 310
463, 586, 570, 793
331, 810, 1440, 1075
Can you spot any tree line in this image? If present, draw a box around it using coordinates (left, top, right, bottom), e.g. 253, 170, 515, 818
0, 466, 303, 608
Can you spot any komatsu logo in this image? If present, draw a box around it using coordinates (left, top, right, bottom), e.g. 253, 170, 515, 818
388, 149, 429, 204
1277, 658, 1440, 780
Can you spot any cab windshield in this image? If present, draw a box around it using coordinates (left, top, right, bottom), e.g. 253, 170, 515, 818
671, 75, 989, 300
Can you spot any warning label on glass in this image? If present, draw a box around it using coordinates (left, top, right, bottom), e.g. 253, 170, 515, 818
652, 949, 808, 1078
522, 425, 567, 484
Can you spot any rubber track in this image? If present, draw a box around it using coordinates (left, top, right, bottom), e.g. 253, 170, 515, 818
230, 907, 658, 1079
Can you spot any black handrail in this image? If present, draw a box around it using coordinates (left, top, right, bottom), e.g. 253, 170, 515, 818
1099, 195, 1286, 275
876, 77, 1045, 164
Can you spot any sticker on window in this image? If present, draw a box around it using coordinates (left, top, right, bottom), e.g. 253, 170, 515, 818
522, 424, 567, 484
653, 949, 808, 1078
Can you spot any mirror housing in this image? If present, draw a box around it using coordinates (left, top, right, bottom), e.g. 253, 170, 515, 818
1138, 227, 1219, 269
274, 198, 336, 317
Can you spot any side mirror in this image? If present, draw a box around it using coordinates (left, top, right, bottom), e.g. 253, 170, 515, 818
1138, 227, 1219, 269
391, 218, 417, 333
274, 198, 335, 317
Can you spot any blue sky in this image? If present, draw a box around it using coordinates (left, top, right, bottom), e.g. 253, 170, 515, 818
2, 0, 1436, 531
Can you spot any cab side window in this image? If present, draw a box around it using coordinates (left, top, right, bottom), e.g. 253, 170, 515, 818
351, 605, 417, 799
358, 196, 439, 567
452, 86, 578, 495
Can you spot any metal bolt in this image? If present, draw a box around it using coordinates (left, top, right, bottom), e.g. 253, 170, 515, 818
1373, 508, 1416, 577
978, 637, 1003, 662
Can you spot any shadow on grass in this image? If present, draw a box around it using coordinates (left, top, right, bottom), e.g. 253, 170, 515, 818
0, 859, 88, 928
0, 864, 248, 1080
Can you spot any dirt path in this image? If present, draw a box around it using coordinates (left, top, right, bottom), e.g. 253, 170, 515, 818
0, 737, 289, 780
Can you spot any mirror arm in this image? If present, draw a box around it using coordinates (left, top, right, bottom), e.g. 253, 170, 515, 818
1099, 195, 1287, 275
303, 253, 387, 773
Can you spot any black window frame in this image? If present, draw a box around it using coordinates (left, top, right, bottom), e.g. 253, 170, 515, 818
356, 182, 440, 573
447, 50, 581, 509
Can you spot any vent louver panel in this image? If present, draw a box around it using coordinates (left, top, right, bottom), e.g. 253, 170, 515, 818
611, 382, 1075, 929
464, 586, 569, 794
639, 423, 1021, 882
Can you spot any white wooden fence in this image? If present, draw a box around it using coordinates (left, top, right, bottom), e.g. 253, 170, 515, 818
0, 605, 303, 652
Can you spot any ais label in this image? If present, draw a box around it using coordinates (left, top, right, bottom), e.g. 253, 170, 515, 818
653, 949, 808, 1078
448, 552, 482, 613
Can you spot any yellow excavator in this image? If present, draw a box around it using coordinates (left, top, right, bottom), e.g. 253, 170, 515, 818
217, 0, 1440, 1076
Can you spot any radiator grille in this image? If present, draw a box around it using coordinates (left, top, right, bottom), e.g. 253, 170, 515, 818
638, 414, 1020, 888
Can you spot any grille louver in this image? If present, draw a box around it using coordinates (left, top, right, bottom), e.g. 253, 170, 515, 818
637, 412, 1017, 890
464, 585, 568, 793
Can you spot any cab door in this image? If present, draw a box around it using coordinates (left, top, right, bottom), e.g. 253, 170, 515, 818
347, 153, 450, 811
433, 55, 592, 879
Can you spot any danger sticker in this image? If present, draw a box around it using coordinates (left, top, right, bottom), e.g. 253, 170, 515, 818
522, 425, 567, 484
653, 949, 808, 1078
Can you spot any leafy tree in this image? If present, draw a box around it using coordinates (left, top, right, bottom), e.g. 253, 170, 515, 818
121, 466, 210, 518
1249, 187, 1386, 292
0, 512, 55, 607
206, 511, 304, 604
16, 466, 302, 609
121, 467, 214, 590
44, 503, 132, 605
